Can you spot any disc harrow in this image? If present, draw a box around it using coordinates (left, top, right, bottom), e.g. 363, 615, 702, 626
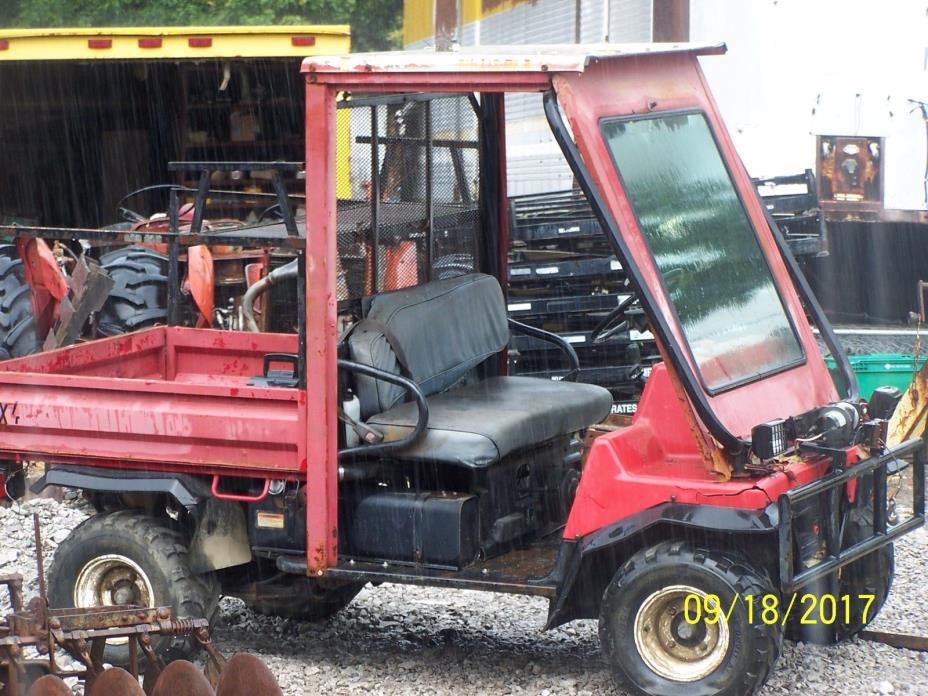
0, 514, 281, 696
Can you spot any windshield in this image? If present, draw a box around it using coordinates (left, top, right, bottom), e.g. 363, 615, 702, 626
601, 111, 804, 392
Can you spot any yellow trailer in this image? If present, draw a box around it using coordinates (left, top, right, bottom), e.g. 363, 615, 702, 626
0, 25, 350, 227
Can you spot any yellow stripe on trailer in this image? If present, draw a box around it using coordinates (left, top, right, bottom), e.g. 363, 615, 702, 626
403, 0, 434, 46
461, 0, 535, 25
0, 25, 351, 61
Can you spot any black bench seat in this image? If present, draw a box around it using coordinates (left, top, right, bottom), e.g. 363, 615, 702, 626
347, 273, 612, 467
367, 375, 612, 468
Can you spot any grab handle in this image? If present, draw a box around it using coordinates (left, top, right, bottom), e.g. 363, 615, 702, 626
211, 475, 270, 502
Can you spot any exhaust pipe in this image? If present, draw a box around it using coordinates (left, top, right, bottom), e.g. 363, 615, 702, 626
241, 259, 298, 332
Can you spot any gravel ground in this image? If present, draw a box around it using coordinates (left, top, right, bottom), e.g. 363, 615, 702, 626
2, 487, 927, 696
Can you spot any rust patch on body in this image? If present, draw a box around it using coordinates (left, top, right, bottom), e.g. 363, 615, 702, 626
888, 358, 928, 445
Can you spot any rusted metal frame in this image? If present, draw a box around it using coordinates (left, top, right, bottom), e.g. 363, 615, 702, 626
371, 105, 381, 292
425, 99, 434, 281
194, 626, 227, 676
915, 441, 926, 519
859, 629, 928, 652
356, 135, 478, 149
0, 368, 303, 400
0, 575, 23, 614
324, 560, 556, 598
296, 252, 307, 390
777, 437, 923, 593
167, 189, 181, 327
0, 224, 305, 249
307, 73, 552, 93
25, 456, 302, 485
339, 92, 461, 109
190, 170, 211, 237
169, 161, 303, 173
918, 280, 928, 322
495, 93, 510, 307
270, 170, 299, 237
304, 81, 339, 576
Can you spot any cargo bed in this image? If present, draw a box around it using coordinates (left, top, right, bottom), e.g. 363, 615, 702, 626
0, 327, 304, 478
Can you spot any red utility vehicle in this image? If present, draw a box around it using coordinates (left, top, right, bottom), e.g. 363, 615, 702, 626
0, 45, 924, 696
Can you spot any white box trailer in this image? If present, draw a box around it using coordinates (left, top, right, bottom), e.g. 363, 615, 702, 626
402, 0, 928, 327
403, 0, 927, 219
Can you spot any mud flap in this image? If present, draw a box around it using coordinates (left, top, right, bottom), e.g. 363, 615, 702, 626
189, 498, 252, 573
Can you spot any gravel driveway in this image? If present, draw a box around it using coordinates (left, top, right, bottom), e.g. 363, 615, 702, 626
2, 493, 926, 696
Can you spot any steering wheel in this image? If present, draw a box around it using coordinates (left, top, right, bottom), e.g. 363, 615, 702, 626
590, 294, 638, 344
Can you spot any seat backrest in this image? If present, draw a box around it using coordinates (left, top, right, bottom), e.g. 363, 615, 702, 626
348, 273, 509, 418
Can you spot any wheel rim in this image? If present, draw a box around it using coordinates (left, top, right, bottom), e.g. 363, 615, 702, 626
633, 584, 730, 683
74, 554, 155, 646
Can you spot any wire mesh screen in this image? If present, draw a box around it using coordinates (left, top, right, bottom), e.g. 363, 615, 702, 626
335, 94, 480, 301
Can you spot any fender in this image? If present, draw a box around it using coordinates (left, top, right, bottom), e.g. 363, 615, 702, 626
185, 244, 215, 327
545, 502, 777, 629
17, 238, 68, 342
32, 464, 209, 510
33, 464, 253, 572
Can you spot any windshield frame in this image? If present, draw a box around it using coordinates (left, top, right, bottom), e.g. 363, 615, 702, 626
599, 108, 807, 396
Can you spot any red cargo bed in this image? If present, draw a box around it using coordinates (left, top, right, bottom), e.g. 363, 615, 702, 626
0, 327, 305, 478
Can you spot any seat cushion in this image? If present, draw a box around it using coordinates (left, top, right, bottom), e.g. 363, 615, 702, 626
349, 274, 510, 418
366, 376, 613, 468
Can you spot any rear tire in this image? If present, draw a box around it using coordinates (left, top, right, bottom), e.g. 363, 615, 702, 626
97, 246, 169, 336
48, 511, 218, 666
599, 541, 781, 696
0, 245, 40, 358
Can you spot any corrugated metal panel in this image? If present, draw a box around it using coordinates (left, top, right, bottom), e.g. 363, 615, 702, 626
609, 0, 653, 42
479, 0, 576, 44
479, 0, 575, 193
401, 0, 656, 194
459, 21, 477, 47
581, 0, 608, 43
505, 97, 574, 196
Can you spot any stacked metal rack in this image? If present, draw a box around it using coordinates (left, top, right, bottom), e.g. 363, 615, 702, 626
506, 189, 655, 415
506, 176, 826, 415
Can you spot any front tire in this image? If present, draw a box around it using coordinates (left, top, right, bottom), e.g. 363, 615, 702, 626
48, 511, 218, 666
599, 541, 781, 696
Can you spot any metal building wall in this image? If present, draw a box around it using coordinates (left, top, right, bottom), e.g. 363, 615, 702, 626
494, 0, 652, 195
439, 0, 654, 195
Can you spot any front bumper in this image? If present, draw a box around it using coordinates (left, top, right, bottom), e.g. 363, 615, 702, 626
777, 437, 925, 593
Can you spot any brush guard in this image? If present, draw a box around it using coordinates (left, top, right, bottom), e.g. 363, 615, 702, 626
777, 437, 925, 594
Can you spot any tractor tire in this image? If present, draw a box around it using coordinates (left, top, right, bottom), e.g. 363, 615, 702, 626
245, 576, 364, 622
0, 245, 40, 359
599, 540, 781, 696
96, 246, 169, 336
48, 511, 219, 667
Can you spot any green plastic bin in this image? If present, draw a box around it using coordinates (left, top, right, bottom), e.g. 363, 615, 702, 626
825, 353, 927, 400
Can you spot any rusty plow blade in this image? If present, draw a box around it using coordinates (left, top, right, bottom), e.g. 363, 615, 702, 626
888, 357, 928, 446
26, 675, 71, 696
149, 660, 215, 696
87, 668, 145, 696
143, 653, 281, 696
215, 653, 283, 696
